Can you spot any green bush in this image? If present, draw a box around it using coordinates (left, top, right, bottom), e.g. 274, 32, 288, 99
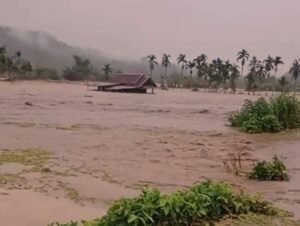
229, 94, 300, 133
248, 156, 289, 181
49, 181, 278, 226
34, 68, 61, 80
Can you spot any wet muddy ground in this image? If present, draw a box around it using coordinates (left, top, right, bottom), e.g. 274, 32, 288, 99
0, 81, 299, 225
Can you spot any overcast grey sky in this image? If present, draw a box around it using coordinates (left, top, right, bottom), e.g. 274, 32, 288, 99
0, 0, 299, 72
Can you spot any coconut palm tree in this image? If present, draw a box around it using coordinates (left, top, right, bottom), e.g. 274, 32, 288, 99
229, 64, 240, 93
289, 59, 300, 92
256, 64, 266, 84
147, 54, 158, 77
199, 54, 208, 64
249, 56, 260, 70
219, 60, 232, 91
162, 54, 171, 78
185, 61, 196, 78
245, 69, 256, 95
194, 54, 208, 80
264, 56, 274, 78
102, 64, 112, 80
223, 60, 232, 81
177, 54, 187, 77
209, 58, 224, 91
237, 49, 250, 76
194, 54, 208, 65
273, 56, 284, 77
196, 61, 208, 80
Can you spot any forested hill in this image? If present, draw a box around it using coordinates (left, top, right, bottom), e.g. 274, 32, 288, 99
0, 25, 147, 73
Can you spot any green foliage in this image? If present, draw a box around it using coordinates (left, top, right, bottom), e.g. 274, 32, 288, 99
63, 55, 92, 81
34, 68, 60, 80
248, 156, 289, 181
229, 94, 300, 133
270, 94, 300, 129
51, 181, 278, 226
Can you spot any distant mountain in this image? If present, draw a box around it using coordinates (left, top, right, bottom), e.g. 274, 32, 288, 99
0, 25, 147, 73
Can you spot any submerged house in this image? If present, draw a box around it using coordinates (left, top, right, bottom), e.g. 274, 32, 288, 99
96, 73, 157, 93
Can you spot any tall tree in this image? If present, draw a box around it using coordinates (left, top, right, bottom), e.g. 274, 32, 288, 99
185, 61, 196, 78
147, 54, 158, 77
63, 55, 92, 80
177, 54, 187, 77
264, 56, 274, 78
289, 59, 300, 92
256, 64, 266, 83
222, 60, 232, 84
162, 54, 171, 78
245, 68, 256, 95
229, 64, 240, 93
249, 56, 259, 70
194, 54, 208, 65
102, 64, 112, 80
194, 54, 208, 80
209, 58, 224, 91
273, 56, 284, 77
237, 49, 250, 76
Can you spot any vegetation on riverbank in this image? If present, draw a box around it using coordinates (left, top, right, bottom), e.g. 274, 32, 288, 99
229, 94, 300, 133
248, 156, 289, 181
1, 44, 300, 93
48, 181, 287, 226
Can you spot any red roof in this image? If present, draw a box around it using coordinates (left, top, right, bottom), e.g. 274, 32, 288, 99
110, 73, 144, 85
110, 73, 156, 88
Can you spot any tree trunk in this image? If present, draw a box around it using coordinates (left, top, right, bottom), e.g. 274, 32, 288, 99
241, 65, 244, 77
164, 67, 167, 78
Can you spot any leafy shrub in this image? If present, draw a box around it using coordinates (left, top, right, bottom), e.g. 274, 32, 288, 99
248, 156, 289, 181
229, 94, 300, 133
34, 68, 61, 80
50, 181, 278, 226
270, 95, 300, 129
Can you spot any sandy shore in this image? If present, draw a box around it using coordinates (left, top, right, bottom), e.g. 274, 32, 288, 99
0, 81, 299, 225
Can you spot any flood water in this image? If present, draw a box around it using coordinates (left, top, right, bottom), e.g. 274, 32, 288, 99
0, 81, 299, 225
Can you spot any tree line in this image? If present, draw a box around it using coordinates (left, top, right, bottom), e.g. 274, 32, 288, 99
0, 45, 33, 80
146, 50, 300, 93
1, 44, 299, 94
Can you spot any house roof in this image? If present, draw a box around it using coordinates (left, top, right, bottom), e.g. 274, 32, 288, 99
110, 73, 144, 85
110, 73, 157, 88
106, 85, 146, 91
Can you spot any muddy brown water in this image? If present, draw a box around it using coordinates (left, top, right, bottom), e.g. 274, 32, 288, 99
0, 81, 299, 225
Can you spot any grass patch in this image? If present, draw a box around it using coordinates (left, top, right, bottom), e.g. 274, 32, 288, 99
48, 181, 287, 226
0, 148, 50, 167
229, 94, 300, 133
248, 156, 289, 181
0, 173, 26, 186
56, 181, 96, 204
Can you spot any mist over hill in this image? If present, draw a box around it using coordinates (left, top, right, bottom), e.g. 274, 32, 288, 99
0, 25, 156, 75
0, 25, 295, 84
